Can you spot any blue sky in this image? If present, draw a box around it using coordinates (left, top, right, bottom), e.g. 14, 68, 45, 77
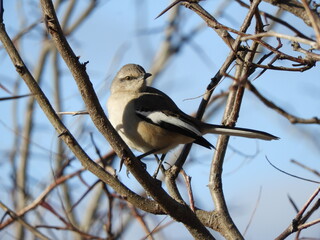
1, 0, 320, 239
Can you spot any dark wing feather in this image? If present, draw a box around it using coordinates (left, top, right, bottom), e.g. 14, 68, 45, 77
135, 87, 214, 149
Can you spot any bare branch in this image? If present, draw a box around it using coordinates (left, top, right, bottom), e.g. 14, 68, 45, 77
240, 31, 318, 49
276, 187, 320, 240
290, 159, 320, 178
0, 202, 50, 240
300, 0, 320, 45
246, 81, 320, 124
266, 157, 320, 184
0, 94, 32, 101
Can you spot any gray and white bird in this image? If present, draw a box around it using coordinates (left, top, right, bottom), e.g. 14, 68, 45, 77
107, 64, 278, 155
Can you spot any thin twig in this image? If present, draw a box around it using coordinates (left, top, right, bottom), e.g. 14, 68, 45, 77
56, 111, 88, 115
240, 31, 318, 49
235, 0, 314, 41
276, 187, 320, 240
180, 169, 195, 212
0, 168, 84, 229
246, 81, 320, 124
287, 194, 299, 213
266, 157, 320, 184
70, 180, 101, 212
155, 0, 182, 19
291, 159, 320, 178
0, 202, 50, 240
0, 94, 33, 101
130, 206, 155, 240
243, 187, 262, 236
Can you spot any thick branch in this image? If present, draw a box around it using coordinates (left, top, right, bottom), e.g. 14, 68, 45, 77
209, 1, 262, 239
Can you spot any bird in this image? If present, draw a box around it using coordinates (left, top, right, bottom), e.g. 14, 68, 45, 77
107, 64, 278, 156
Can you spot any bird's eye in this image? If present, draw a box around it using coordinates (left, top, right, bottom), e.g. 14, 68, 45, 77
124, 76, 133, 81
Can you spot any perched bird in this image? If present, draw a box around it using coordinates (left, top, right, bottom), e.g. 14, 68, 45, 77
107, 64, 278, 156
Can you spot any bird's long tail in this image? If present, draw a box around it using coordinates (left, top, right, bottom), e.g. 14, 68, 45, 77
203, 124, 279, 141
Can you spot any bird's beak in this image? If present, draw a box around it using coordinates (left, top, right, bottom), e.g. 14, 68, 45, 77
144, 73, 152, 79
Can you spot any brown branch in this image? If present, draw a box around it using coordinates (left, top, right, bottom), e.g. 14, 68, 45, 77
130, 206, 154, 240
247, 36, 315, 65
208, 1, 263, 239
0, 94, 33, 101
0, 168, 84, 230
235, 0, 314, 41
160, 0, 318, 68
243, 187, 262, 236
80, 183, 105, 235
276, 187, 320, 240
300, 0, 320, 45
102, 184, 115, 238
246, 81, 320, 124
0, 202, 50, 240
292, 42, 320, 61
180, 0, 316, 70
180, 169, 195, 212
15, 28, 52, 240
290, 159, 320, 178
70, 180, 101, 212
248, 61, 314, 72
300, 199, 320, 226
181, 1, 235, 48
36, 223, 104, 240
298, 217, 320, 231
142, 218, 175, 240
241, 31, 318, 48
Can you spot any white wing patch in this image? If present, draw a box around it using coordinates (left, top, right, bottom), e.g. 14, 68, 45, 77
137, 110, 202, 136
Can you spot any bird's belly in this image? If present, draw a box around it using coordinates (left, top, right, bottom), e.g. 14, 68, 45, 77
124, 120, 194, 154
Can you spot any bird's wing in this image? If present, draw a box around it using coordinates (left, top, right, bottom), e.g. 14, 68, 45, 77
134, 87, 214, 149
